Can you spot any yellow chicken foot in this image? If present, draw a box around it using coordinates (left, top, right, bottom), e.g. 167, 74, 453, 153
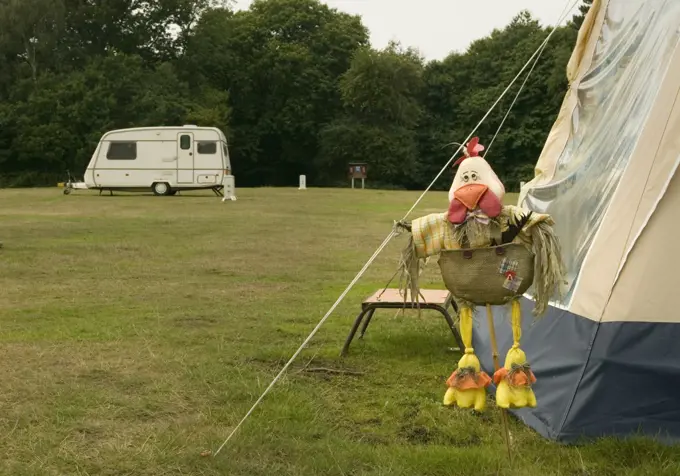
493, 299, 537, 409
443, 306, 491, 411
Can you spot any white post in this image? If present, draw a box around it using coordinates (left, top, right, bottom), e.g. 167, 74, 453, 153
221, 175, 237, 202
361, 178, 365, 189
298, 175, 306, 190
351, 178, 355, 189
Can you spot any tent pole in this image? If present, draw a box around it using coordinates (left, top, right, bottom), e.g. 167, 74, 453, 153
486, 304, 512, 463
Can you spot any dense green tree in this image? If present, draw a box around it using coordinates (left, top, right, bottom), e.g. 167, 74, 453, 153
0, 0, 582, 190
0, 0, 65, 83
317, 42, 424, 186
0, 55, 229, 186
55, 0, 231, 66
416, 11, 576, 192
184, 0, 368, 185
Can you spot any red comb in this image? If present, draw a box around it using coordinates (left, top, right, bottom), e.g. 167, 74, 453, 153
454, 137, 485, 167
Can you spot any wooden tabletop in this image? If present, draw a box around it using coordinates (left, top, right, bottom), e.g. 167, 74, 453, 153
363, 288, 450, 305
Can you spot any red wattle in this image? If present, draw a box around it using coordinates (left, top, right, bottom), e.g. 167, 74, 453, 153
478, 190, 502, 218
447, 199, 468, 224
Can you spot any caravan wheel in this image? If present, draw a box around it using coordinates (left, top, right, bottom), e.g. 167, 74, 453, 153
152, 182, 171, 196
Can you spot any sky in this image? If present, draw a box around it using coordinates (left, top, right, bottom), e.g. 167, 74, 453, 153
233, 0, 581, 61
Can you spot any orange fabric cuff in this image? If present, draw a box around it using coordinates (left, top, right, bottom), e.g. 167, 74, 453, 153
493, 368, 508, 385
493, 368, 537, 386
447, 370, 492, 390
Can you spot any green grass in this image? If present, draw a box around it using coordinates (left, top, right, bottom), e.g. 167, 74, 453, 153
0, 187, 678, 475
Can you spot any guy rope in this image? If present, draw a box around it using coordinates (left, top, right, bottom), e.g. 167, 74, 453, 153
213, 0, 580, 458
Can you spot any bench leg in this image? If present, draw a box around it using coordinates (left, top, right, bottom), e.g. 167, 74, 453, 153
446, 294, 459, 314
359, 308, 376, 339
434, 305, 465, 351
340, 310, 367, 357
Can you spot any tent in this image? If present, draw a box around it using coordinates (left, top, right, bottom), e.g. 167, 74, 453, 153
473, 0, 680, 443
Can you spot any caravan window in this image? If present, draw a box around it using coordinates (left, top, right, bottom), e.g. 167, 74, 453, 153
107, 142, 137, 160
179, 135, 191, 150
197, 141, 217, 154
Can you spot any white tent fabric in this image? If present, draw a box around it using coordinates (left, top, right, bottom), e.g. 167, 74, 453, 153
473, 0, 680, 443
519, 0, 680, 321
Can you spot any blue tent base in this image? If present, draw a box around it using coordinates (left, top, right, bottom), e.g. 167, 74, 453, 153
472, 297, 680, 444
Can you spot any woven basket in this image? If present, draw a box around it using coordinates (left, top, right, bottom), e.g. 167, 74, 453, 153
438, 243, 535, 306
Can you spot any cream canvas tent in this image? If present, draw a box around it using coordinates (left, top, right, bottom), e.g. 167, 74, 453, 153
473, 0, 680, 442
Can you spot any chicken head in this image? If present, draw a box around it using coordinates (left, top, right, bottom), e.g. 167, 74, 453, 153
447, 138, 505, 224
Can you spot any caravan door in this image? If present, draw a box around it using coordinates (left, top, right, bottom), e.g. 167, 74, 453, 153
177, 133, 195, 183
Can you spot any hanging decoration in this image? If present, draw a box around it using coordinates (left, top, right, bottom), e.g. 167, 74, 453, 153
399, 137, 566, 412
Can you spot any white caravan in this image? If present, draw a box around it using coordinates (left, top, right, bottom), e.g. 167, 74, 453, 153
80, 125, 235, 198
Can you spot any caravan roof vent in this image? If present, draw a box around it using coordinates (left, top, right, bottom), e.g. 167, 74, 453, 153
183, 124, 198, 128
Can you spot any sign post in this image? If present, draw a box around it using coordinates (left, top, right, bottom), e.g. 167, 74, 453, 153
348, 163, 367, 189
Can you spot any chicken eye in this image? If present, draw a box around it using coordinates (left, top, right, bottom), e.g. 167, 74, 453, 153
462, 173, 469, 182
471, 173, 478, 181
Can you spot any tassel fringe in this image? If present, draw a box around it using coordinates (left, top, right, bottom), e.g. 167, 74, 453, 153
398, 236, 424, 309
530, 221, 567, 316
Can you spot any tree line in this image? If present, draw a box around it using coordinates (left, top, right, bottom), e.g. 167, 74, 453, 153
0, 0, 592, 190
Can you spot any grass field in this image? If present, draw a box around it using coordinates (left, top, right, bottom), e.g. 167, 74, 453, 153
1, 187, 679, 475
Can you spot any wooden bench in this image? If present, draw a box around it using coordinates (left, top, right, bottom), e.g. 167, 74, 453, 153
340, 288, 463, 356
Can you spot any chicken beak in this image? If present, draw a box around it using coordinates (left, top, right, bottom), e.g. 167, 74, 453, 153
453, 183, 488, 210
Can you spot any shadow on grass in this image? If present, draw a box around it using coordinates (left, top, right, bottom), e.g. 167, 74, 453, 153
344, 319, 461, 362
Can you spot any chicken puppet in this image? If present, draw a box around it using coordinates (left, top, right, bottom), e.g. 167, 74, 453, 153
397, 137, 565, 412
